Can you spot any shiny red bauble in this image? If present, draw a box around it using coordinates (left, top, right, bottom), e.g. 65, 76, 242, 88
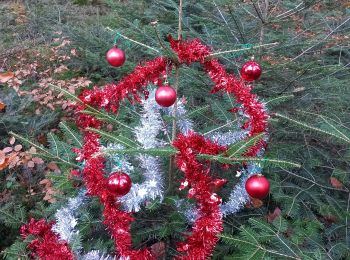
245, 175, 270, 199
240, 60, 262, 81
107, 172, 132, 196
106, 46, 126, 67
155, 85, 177, 107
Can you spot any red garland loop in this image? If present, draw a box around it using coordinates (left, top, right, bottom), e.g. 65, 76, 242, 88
20, 218, 74, 260
167, 36, 268, 155
172, 132, 226, 259
21, 36, 268, 259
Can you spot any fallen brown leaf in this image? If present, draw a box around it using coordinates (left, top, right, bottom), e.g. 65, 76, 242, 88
9, 137, 16, 145
323, 215, 337, 224
14, 144, 23, 152
7, 154, 19, 168
47, 162, 59, 172
0, 72, 15, 83
29, 147, 37, 154
0, 153, 9, 171
37, 134, 48, 145
43, 194, 52, 201
32, 157, 44, 164
330, 177, 345, 189
0, 101, 6, 112
150, 241, 165, 258
267, 207, 282, 223
27, 161, 35, 168
2, 147, 13, 153
0, 151, 6, 165
246, 197, 264, 208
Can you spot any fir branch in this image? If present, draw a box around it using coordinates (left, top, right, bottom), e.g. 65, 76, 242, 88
103, 147, 175, 157
219, 234, 300, 259
265, 95, 295, 106
289, 17, 350, 62
274, 113, 350, 144
275, 2, 304, 20
186, 104, 210, 118
9, 132, 78, 168
168, 0, 184, 196
49, 83, 134, 131
105, 27, 160, 53
151, 21, 166, 50
49, 83, 82, 103
213, 0, 239, 43
86, 127, 138, 148
102, 146, 300, 168
81, 110, 134, 131
177, 0, 183, 40
0, 207, 26, 226
59, 122, 82, 147
249, 219, 300, 258
48, 133, 59, 157
281, 167, 349, 193
319, 115, 350, 142
1, 240, 28, 259
227, 5, 246, 43
49, 173, 75, 191
226, 133, 264, 157
198, 154, 301, 168
297, 110, 350, 132
203, 120, 238, 136
205, 42, 279, 58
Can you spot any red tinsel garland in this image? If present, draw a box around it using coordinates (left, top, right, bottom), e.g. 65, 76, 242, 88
21, 36, 268, 259
173, 132, 226, 259
20, 218, 74, 260
167, 36, 268, 154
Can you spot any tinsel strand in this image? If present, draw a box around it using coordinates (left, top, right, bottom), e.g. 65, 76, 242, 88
52, 190, 86, 249
119, 90, 165, 212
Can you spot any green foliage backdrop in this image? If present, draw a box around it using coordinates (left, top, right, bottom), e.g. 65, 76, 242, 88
0, 0, 349, 259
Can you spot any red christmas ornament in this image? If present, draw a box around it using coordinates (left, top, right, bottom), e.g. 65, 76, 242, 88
240, 60, 262, 81
155, 85, 177, 107
107, 172, 132, 196
245, 175, 270, 199
106, 46, 126, 67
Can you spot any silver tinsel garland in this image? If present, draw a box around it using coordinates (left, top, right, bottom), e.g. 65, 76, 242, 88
105, 143, 135, 174
220, 163, 262, 216
118, 90, 165, 212
212, 105, 268, 216
52, 190, 86, 249
80, 251, 117, 260
210, 130, 248, 146
53, 191, 117, 260
165, 98, 193, 135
